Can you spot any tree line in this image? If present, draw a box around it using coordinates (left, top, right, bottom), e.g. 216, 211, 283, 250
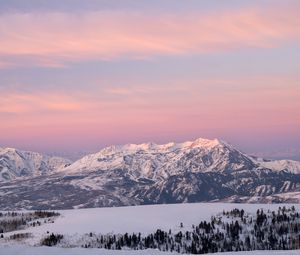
41, 206, 300, 254
0, 211, 59, 234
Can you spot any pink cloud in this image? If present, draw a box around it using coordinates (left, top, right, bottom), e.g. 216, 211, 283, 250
0, 91, 87, 114
1, 75, 299, 146
0, 4, 299, 67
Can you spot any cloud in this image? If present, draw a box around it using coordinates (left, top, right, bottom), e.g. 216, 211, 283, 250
0, 60, 15, 69
0, 3, 299, 68
0, 74, 299, 151
1, 74, 299, 120
0, 91, 86, 114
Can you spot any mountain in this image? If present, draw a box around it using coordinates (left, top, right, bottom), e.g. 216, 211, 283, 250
61, 138, 300, 176
253, 156, 300, 174
1, 138, 300, 210
61, 138, 256, 178
0, 147, 71, 181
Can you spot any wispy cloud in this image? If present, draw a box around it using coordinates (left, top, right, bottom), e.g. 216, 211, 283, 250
0, 91, 86, 114
1, 74, 299, 150
0, 3, 299, 68
1, 74, 299, 120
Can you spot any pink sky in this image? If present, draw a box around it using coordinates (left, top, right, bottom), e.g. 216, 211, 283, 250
0, 0, 299, 157
0, 4, 300, 67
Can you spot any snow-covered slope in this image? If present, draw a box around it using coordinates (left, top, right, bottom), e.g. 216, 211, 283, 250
1, 246, 299, 255
2, 138, 300, 183
1, 138, 300, 209
62, 138, 257, 179
1, 203, 300, 254
0, 246, 172, 255
8, 203, 300, 236
62, 138, 300, 179
0, 147, 71, 181
254, 157, 300, 174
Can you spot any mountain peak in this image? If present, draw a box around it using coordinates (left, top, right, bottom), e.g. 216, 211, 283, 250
189, 138, 222, 148
2, 147, 17, 153
62, 137, 257, 177
97, 138, 228, 155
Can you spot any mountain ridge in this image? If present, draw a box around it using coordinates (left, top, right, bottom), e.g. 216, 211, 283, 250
0, 147, 71, 181
61, 137, 300, 176
1, 137, 300, 210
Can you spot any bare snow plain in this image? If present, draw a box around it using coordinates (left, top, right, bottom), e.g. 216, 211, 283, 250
1, 246, 300, 255
1, 202, 300, 254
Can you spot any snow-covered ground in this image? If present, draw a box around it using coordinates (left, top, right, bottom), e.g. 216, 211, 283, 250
1, 202, 300, 253
0, 245, 172, 255
4, 203, 300, 238
1, 245, 300, 255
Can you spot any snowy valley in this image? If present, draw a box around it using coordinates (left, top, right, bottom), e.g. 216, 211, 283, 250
1, 203, 300, 254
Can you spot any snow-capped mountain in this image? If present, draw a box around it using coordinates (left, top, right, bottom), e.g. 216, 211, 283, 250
62, 138, 300, 178
0, 147, 71, 181
1, 138, 300, 210
61, 138, 255, 178
253, 156, 300, 174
